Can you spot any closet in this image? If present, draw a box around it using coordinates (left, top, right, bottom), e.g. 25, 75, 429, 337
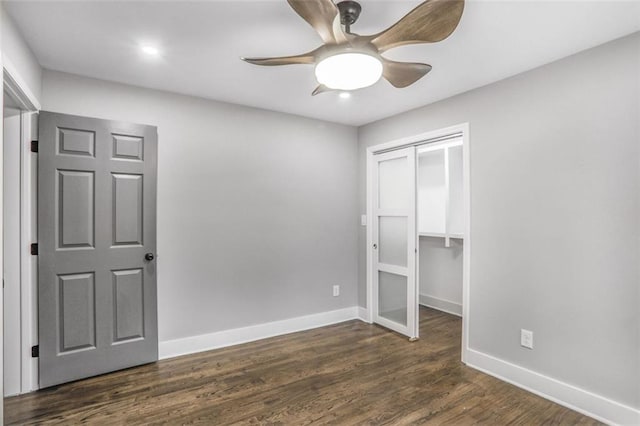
417, 137, 464, 316
368, 127, 467, 341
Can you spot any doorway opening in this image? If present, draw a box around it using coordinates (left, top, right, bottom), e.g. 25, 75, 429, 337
365, 123, 470, 361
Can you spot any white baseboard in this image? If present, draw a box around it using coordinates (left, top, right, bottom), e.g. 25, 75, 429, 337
419, 294, 462, 317
357, 306, 370, 322
159, 306, 360, 360
466, 349, 640, 426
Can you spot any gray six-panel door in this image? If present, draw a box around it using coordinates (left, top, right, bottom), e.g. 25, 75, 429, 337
38, 111, 158, 387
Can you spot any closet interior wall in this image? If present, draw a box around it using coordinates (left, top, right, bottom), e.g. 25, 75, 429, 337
417, 138, 464, 316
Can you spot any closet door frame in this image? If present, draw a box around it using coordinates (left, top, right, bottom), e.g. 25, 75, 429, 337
365, 123, 470, 362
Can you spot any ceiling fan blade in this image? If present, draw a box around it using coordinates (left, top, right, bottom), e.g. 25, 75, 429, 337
312, 84, 334, 96
286, 0, 347, 45
241, 52, 316, 66
371, 0, 464, 52
382, 59, 432, 88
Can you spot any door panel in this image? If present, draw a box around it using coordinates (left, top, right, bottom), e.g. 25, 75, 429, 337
112, 173, 143, 246
57, 170, 95, 249
58, 272, 96, 353
57, 127, 95, 157
378, 216, 408, 267
113, 269, 145, 342
372, 147, 418, 339
378, 156, 411, 210
378, 271, 408, 326
39, 111, 158, 388
112, 134, 143, 161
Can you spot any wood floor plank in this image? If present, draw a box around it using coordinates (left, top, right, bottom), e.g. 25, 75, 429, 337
5, 307, 601, 425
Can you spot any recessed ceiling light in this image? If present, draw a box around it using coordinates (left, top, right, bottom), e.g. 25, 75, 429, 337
339, 92, 352, 99
141, 45, 160, 56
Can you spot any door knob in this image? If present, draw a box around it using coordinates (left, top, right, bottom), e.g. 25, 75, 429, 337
145, 253, 155, 261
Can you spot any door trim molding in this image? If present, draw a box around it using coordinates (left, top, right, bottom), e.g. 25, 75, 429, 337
365, 123, 470, 360
19, 111, 38, 393
159, 307, 361, 360
3, 61, 40, 396
3, 57, 41, 112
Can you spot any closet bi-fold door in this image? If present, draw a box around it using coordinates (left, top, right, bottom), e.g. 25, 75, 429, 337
372, 147, 418, 339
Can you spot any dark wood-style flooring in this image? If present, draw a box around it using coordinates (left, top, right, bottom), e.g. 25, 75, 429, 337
5, 307, 599, 425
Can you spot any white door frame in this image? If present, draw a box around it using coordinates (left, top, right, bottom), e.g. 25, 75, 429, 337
3, 58, 41, 113
1, 35, 4, 421
366, 123, 471, 362
3, 60, 41, 396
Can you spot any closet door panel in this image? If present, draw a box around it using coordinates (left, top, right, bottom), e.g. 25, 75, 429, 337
417, 149, 446, 234
372, 147, 418, 339
378, 156, 411, 210
378, 271, 408, 326
379, 217, 408, 267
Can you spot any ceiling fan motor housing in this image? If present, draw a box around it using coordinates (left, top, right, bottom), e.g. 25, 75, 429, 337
337, 1, 362, 27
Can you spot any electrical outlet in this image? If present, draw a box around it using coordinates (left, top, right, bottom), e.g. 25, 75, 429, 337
333, 285, 340, 297
521, 329, 533, 349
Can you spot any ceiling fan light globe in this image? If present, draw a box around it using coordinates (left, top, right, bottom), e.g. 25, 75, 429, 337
315, 53, 383, 90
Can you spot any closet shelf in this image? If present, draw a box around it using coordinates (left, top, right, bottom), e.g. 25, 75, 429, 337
419, 232, 464, 239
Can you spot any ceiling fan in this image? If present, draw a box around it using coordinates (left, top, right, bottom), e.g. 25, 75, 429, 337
242, 0, 465, 95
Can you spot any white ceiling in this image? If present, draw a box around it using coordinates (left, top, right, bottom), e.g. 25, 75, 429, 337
5, 0, 640, 126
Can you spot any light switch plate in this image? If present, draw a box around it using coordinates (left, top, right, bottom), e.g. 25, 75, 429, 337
360, 214, 367, 226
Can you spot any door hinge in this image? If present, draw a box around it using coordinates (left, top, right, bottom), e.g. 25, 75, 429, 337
30, 243, 38, 255
31, 345, 39, 358
30, 140, 38, 153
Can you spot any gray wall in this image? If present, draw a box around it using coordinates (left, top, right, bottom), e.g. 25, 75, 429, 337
1, 10, 42, 103
41, 70, 359, 342
419, 238, 463, 311
358, 33, 640, 409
